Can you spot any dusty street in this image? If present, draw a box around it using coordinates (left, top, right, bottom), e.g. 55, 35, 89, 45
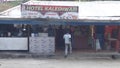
0, 57, 120, 68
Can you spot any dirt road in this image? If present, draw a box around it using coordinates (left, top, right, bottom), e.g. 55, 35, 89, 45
0, 57, 119, 68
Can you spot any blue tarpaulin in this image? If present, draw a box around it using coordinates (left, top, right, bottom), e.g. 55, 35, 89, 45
0, 18, 120, 25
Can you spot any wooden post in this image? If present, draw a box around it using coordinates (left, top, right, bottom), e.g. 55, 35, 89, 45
27, 24, 30, 52
116, 26, 120, 52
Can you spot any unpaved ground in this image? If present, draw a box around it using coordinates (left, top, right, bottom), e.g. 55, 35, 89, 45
0, 57, 119, 68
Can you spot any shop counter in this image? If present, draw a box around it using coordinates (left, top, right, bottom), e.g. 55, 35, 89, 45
0, 37, 28, 50
29, 37, 55, 55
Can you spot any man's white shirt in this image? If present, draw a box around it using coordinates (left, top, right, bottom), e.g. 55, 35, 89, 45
63, 33, 71, 44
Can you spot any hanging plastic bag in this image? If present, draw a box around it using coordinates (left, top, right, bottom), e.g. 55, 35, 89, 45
96, 39, 101, 51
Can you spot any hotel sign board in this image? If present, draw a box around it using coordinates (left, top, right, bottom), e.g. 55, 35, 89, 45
21, 4, 78, 19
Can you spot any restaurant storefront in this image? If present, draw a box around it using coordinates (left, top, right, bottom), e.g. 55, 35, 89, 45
0, 1, 120, 56
0, 18, 120, 56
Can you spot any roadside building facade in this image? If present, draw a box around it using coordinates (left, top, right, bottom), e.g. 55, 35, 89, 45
0, 1, 120, 55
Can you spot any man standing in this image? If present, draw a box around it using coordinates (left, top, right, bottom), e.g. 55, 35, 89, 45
63, 32, 72, 58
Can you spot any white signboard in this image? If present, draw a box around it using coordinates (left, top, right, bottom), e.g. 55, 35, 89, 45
21, 4, 78, 19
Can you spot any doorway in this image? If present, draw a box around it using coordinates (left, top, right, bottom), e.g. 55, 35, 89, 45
72, 26, 92, 50
55, 25, 65, 50
55, 25, 93, 51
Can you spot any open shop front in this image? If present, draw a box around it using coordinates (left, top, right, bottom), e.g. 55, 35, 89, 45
55, 21, 120, 54
0, 18, 56, 55
0, 18, 120, 55
0, 20, 29, 51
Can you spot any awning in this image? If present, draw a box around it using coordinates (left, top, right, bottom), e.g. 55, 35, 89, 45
0, 18, 66, 25
0, 18, 120, 25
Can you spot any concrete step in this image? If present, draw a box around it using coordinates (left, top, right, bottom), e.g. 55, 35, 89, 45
0, 52, 119, 59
